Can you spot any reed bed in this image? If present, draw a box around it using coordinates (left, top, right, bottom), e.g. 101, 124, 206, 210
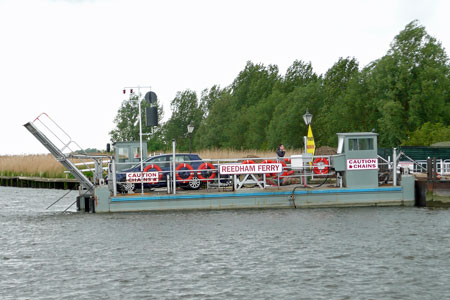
0, 154, 66, 177
197, 148, 302, 160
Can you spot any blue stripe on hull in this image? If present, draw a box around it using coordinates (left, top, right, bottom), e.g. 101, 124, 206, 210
111, 187, 402, 202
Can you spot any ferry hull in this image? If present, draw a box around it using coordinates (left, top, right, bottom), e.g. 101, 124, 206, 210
92, 176, 415, 213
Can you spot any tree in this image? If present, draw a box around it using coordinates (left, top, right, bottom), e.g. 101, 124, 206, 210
368, 20, 450, 145
377, 100, 406, 147
405, 122, 450, 146
230, 61, 280, 109
279, 60, 317, 93
164, 90, 203, 151
109, 95, 142, 142
267, 80, 323, 149
315, 57, 360, 146
198, 85, 224, 118
197, 61, 281, 150
195, 89, 234, 149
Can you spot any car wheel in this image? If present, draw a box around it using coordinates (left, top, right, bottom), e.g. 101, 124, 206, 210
187, 176, 201, 190
118, 182, 135, 193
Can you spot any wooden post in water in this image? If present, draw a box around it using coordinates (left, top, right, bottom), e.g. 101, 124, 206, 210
433, 157, 438, 180
427, 157, 432, 180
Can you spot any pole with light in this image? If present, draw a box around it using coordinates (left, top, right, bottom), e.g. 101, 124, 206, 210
187, 122, 194, 153
123, 86, 151, 195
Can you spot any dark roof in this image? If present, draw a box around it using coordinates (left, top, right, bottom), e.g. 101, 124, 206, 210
379, 146, 450, 161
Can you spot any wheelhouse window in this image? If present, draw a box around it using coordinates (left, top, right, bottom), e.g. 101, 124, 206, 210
132, 146, 140, 159
118, 147, 129, 162
359, 138, 374, 150
348, 138, 374, 151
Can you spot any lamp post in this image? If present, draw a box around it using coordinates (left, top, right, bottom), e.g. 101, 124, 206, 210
303, 109, 312, 126
187, 122, 194, 153
303, 109, 312, 154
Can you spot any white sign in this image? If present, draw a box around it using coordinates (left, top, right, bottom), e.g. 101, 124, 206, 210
346, 159, 378, 170
219, 163, 282, 175
126, 172, 159, 183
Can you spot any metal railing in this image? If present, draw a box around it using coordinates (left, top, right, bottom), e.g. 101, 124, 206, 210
110, 155, 334, 195
410, 159, 450, 175
24, 113, 112, 190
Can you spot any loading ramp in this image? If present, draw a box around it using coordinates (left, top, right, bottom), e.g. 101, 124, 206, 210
23, 114, 94, 191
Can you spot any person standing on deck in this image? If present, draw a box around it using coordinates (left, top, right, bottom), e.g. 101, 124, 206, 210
276, 144, 285, 159
275, 144, 286, 185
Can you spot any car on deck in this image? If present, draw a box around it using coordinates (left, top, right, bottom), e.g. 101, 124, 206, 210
113, 153, 219, 193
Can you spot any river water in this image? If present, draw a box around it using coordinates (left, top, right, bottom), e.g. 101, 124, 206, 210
1, 186, 450, 299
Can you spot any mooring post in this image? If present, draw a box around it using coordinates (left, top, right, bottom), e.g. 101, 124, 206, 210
427, 157, 432, 180
172, 139, 176, 195
433, 157, 437, 180
393, 148, 397, 186
167, 174, 171, 194
112, 157, 117, 197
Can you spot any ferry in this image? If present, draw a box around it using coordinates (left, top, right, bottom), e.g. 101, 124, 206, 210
24, 113, 419, 213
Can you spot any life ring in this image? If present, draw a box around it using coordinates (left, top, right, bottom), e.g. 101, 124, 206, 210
281, 170, 295, 178
262, 159, 277, 177
313, 157, 329, 175
275, 160, 294, 178
269, 170, 296, 185
242, 160, 255, 164
176, 163, 195, 183
143, 164, 163, 180
273, 160, 287, 178
197, 162, 217, 181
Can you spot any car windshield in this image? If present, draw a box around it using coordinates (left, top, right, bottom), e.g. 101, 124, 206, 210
126, 155, 164, 169
126, 154, 202, 170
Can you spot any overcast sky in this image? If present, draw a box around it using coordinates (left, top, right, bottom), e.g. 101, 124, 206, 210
0, 0, 449, 155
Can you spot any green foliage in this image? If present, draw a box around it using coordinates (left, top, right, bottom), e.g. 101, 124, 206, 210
378, 100, 406, 147
279, 60, 317, 93
110, 21, 450, 151
109, 96, 141, 142
367, 20, 450, 145
405, 122, 450, 146
195, 90, 233, 149
163, 90, 203, 151
315, 57, 360, 146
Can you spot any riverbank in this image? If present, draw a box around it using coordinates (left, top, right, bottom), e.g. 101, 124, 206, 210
0, 154, 65, 178
0, 175, 79, 190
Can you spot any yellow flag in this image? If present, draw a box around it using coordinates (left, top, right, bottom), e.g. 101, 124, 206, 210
306, 124, 315, 156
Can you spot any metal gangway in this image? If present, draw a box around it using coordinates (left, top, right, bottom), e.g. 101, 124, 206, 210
23, 113, 95, 191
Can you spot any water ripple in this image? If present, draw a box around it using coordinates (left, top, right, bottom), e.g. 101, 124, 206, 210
1, 186, 450, 299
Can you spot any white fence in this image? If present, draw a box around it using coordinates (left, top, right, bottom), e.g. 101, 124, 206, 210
402, 159, 450, 175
